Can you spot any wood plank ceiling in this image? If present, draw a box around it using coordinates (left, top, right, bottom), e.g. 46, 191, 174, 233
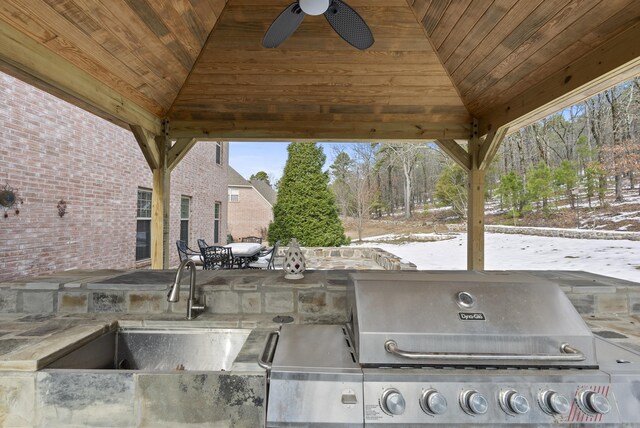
0, 0, 639, 141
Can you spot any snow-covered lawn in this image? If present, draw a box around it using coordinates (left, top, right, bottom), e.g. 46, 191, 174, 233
352, 233, 640, 283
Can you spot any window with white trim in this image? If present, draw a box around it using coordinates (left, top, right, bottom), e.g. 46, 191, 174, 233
228, 188, 239, 202
136, 189, 152, 261
180, 196, 190, 246
214, 201, 221, 243
215, 142, 222, 165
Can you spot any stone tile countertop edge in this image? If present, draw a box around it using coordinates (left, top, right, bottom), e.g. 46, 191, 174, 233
0, 314, 273, 373
0, 319, 117, 371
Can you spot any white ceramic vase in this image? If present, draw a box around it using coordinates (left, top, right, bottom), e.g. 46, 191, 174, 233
283, 238, 306, 279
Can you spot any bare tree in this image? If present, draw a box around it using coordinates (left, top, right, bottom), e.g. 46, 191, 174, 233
378, 143, 425, 219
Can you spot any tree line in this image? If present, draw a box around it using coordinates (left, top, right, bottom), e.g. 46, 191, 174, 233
250, 79, 639, 244
327, 78, 639, 237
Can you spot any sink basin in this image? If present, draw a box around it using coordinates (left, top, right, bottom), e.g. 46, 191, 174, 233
47, 327, 251, 371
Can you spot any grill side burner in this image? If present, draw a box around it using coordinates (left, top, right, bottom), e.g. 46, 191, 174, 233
263, 271, 640, 426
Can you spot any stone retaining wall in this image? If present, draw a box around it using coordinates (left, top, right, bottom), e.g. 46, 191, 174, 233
485, 225, 640, 241
446, 223, 640, 241
296, 247, 417, 270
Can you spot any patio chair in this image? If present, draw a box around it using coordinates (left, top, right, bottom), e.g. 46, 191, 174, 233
248, 240, 280, 270
202, 246, 234, 270
241, 236, 262, 244
197, 239, 209, 253
176, 240, 203, 266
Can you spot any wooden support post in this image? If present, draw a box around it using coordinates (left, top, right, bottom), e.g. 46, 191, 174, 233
465, 121, 508, 270
467, 131, 484, 270
467, 160, 485, 270
150, 120, 171, 269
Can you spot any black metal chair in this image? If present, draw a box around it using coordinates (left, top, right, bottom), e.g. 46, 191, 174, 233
202, 246, 234, 270
248, 240, 280, 270
176, 240, 203, 265
197, 239, 209, 253
241, 236, 263, 244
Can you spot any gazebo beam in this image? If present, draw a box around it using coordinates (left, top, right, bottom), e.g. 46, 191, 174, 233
168, 138, 198, 171
0, 20, 162, 136
131, 125, 160, 170
168, 120, 471, 141
478, 126, 509, 171
435, 139, 471, 171
479, 21, 640, 136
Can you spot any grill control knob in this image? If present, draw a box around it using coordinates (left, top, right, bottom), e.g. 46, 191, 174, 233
420, 389, 448, 415
578, 390, 611, 415
381, 388, 406, 415
538, 390, 571, 415
499, 390, 530, 415
460, 390, 488, 415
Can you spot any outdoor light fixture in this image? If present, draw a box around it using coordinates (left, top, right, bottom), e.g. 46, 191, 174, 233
57, 199, 68, 217
299, 0, 330, 15
0, 183, 23, 218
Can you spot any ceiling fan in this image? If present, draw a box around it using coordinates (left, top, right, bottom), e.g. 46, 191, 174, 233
262, 0, 374, 50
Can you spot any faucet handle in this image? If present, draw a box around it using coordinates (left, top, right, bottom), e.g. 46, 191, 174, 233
190, 294, 206, 312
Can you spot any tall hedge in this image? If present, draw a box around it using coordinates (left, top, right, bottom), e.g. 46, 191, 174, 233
268, 142, 348, 247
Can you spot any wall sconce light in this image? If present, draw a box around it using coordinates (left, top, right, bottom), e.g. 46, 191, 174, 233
0, 183, 23, 218
57, 199, 68, 217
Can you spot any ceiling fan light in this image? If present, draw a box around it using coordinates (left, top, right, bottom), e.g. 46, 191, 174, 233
299, 0, 330, 16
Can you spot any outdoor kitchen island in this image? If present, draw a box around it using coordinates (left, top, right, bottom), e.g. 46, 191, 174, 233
0, 269, 639, 426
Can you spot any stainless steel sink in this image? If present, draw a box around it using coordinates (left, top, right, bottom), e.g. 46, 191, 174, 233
47, 327, 251, 371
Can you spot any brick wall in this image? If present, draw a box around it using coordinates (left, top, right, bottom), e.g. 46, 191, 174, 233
227, 186, 273, 241
0, 72, 227, 281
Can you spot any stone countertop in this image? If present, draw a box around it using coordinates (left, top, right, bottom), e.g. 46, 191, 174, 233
3, 311, 640, 374
0, 312, 280, 372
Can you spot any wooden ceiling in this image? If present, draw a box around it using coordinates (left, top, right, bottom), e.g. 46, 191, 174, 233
0, 0, 639, 141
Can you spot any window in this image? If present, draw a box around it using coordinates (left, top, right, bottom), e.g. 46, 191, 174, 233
136, 189, 152, 261
228, 188, 239, 202
214, 201, 221, 243
180, 196, 190, 245
215, 142, 222, 165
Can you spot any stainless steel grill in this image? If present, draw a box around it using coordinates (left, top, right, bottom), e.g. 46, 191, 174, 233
261, 271, 640, 426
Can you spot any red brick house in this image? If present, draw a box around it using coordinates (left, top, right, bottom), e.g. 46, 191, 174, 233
0, 72, 228, 281
227, 167, 276, 243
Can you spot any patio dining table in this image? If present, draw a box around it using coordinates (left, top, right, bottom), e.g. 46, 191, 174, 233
224, 242, 263, 268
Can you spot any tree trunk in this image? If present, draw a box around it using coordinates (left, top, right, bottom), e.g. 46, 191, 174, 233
403, 162, 411, 219
615, 174, 623, 201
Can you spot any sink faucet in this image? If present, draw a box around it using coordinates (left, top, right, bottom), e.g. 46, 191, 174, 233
167, 259, 206, 320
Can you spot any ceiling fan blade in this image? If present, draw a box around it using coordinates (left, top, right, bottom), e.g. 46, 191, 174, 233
263, 2, 306, 48
324, 0, 374, 50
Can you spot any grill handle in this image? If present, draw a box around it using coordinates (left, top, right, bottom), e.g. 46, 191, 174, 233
384, 340, 585, 362
258, 330, 280, 370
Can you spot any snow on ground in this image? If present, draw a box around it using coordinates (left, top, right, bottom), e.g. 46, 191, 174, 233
352, 233, 640, 283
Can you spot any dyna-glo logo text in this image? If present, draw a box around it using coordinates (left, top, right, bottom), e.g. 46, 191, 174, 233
458, 312, 486, 321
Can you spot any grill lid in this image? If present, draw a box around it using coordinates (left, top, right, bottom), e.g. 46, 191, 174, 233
347, 271, 596, 368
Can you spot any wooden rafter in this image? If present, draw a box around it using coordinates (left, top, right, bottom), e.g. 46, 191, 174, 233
0, 20, 162, 135
479, 21, 640, 136
436, 139, 471, 171
130, 125, 160, 170
168, 138, 198, 171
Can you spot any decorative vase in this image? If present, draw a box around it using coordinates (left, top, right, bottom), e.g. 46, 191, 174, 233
283, 238, 306, 280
